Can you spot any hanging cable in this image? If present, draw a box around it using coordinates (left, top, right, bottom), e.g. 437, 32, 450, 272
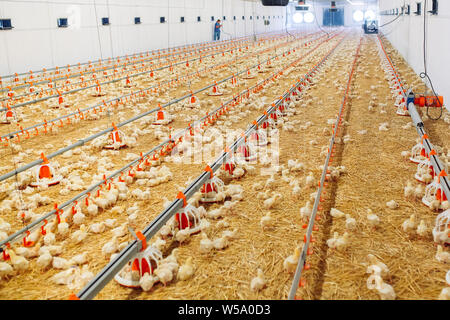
106, 0, 114, 58
284, 5, 297, 40
312, 0, 329, 38
379, 12, 403, 28
420, 0, 442, 120
92, 0, 104, 60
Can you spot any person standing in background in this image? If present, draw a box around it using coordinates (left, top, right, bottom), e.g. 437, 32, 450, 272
214, 19, 222, 41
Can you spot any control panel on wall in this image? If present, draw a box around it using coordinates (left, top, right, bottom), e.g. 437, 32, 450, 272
0, 19, 13, 30
57, 18, 68, 28
102, 17, 110, 25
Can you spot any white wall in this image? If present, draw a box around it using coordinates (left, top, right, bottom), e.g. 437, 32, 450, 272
0, 0, 286, 75
379, 0, 450, 112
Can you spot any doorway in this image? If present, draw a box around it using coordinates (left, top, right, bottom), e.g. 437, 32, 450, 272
323, 8, 344, 26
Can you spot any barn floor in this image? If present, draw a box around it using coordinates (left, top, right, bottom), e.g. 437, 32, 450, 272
0, 29, 448, 300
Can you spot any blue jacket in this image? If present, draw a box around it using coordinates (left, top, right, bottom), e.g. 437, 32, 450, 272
215, 22, 221, 32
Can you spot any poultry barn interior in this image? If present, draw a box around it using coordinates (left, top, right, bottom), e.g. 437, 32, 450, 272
0, 0, 449, 303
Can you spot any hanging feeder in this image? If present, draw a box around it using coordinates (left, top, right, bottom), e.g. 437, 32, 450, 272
153, 104, 173, 125
242, 69, 256, 80
1, 106, 17, 124
30, 153, 62, 187
395, 96, 408, 116
410, 143, 427, 164
114, 239, 163, 288
104, 123, 128, 150
236, 139, 257, 162
422, 175, 448, 210
174, 204, 202, 235
186, 91, 199, 108
221, 155, 236, 177
200, 166, 225, 203
415, 157, 435, 184
432, 209, 450, 245
207, 82, 223, 96
249, 128, 268, 147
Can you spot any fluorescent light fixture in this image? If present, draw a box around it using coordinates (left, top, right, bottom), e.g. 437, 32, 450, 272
353, 10, 364, 22
292, 12, 303, 23
347, 0, 365, 5
304, 12, 314, 23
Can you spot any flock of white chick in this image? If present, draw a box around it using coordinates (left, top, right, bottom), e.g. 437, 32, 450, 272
0, 33, 323, 296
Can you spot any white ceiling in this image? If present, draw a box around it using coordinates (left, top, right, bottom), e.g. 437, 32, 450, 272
244, 0, 378, 4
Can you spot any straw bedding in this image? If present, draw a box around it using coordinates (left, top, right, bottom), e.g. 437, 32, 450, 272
1, 31, 448, 300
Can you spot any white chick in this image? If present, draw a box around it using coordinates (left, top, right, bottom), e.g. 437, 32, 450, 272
367, 275, 396, 300
177, 257, 195, 281
283, 247, 300, 273
87, 204, 99, 216
404, 181, 415, 199
305, 172, 315, 188
102, 236, 119, 257
139, 272, 158, 291
435, 245, 450, 263
112, 223, 128, 238
416, 220, 428, 238
367, 209, 380, 228
345, 214, 357, 230
336, 233, 350, 251
367, 254, 390, 278
175, 228, 190, 244
263, 193, 282, 209
44, 231, 56, 246
73, 211, 86, 225
300, 201, 312, 221
250, 269, 267, 291
232, 167, 245, 179
199, 219, 211, 231
89, 222, 106, 234
57, 219, 70, 237
52, 257, 69, 270
70, 252, 88, 265
36, 251, 53, 270
260, 212, 273, 230
0, 262, 14, 279
386, 200, 399, 209
327, 232, 339, 249
401, 214, 416, 235
213, 235, 229, 250
104, 219, 117, 228
330, 208, 346, 219
71, 225, 88, 244
200, 232, 213, 253
154, 266, 173, 286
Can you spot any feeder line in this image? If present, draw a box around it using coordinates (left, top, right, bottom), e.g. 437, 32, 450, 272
377, 34, 449, 201
0, 30, 346, 251
0, 31, 320, 136
288, 35, 363, 300
0, 31, 273, 90
0, 30, 339, 185
0, 32, 300, 111
74, 31, 349, 300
